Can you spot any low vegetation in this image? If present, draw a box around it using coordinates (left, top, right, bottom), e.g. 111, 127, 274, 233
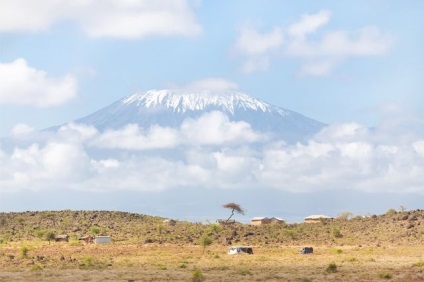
0, 209, 422, 281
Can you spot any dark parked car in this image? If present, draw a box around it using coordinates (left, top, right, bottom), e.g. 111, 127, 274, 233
300, 247, 313, 254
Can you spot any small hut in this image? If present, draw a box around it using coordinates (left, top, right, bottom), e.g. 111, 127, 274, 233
94, 236, 111, 244
250, 217, 272, 226
55, 234, 69, 242
270, 217, 285, 224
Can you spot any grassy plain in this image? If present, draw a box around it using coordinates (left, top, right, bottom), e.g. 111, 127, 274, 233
0, 210, 423, 281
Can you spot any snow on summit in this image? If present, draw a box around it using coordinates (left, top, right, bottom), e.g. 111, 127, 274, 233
122, 89, 276, 115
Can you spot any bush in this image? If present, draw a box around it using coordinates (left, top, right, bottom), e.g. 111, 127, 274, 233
385, 208, 397, 216
378, 272, 393, 279
192, 269, 204, 282
326, 263, 337, 273
21, 246, 29, 259
31, 265, 43, 271
90, 226, 101, 235
45, 231, 56, 244
209, 224, 221, 233
412, 261, 424, 267
200, 235, 213, 254
34, 230, 45, 239
333, 248, 343, 254
332, 227, 343, 238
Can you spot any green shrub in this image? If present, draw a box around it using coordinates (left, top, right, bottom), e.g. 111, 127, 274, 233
332, 227, 343, 238
192, 269, 204, 282
326, 263, 337, 273
333, 248, 343, 254
30, 265, 43, 271
90, 226, 101, 235
80, 256, 107, 270
21, 246, 29, 259
385, 208, 397, 216
34, 230, 45, 239
200, 235, 213, 254
45, 231, 56, 244
378, 272, 393, 279
209, 224, 221, 233
83, 256, 94, 267
412, 261, 424, 267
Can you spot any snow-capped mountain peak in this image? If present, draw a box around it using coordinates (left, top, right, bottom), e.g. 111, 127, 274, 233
122, 89, 282, 115
71, 88, 326, 144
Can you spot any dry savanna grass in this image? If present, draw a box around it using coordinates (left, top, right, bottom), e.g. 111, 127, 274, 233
0, 209, 423, 281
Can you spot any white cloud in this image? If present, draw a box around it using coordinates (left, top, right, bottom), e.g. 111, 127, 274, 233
0, 59, 78, 107
93, 124, 180, 150
90, 111, 263, 150
11, 124, 35, 136
0, 0, 65, 32
287, 10, 331, 38
234, 26, 283, 72
1, 117, 424, 196
0, 0, 201, 39
8, 142, 91, 187
91, 159, 120, 173
181, 111, 263, 145
234, 26, 284, 56
315, 123, 369, 140
233, 10, 393, 76
412, 141, 424, 157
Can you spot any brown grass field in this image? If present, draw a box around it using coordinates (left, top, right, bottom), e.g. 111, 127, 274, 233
0, 210, 423, 281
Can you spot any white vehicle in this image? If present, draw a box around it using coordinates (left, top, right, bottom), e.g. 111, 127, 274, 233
227, 246, 253, 255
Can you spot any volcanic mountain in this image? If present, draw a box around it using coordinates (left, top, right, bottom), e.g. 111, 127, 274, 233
73, 89, 326, 143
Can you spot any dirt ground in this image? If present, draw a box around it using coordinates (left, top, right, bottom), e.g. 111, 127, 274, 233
0, 243, 423, 281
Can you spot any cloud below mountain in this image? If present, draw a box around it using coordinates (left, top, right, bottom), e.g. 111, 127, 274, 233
2, 113, 424, 197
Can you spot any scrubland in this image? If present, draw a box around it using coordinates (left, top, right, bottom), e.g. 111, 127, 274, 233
0, 209, 423, 281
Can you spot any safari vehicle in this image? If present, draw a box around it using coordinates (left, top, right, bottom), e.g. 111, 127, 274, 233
300, 247, 313, 254
228, 246, 253, 255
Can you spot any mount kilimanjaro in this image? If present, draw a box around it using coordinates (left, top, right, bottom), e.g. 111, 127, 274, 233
73, 89, 326, 144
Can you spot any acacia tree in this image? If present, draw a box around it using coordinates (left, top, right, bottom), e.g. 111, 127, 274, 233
222, 202, 245, 223
45, 231, 56, 245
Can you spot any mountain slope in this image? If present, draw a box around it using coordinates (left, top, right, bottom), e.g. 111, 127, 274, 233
74, 89, 326, 143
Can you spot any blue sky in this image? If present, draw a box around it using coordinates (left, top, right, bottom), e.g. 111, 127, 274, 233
1, 0, 423, 135
0, 1, 423, 221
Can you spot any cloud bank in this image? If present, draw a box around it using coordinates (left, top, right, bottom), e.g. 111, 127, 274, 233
1, 114, 424, 196
234, 10, 393, 75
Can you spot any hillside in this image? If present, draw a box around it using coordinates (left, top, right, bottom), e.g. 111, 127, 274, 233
0, 209, 423, 246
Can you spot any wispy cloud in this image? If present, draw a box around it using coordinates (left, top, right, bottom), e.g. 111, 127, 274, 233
0, 0, 202, 39
233, 10, 393, 75
0, 59, 77, 107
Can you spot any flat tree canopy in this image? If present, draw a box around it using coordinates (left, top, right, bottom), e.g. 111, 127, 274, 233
223, 202, 245, 222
